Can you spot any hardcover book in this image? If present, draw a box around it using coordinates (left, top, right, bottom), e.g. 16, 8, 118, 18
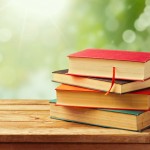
50, 99, 150, 131
56, 84, 150, 110
52, 69, 150, 94
68, 49, 150, 81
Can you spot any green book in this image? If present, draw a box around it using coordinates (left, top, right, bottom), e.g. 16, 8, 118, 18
50, 99, 150, 131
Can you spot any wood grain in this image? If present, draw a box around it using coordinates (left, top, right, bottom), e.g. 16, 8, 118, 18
0, 100, 49, 105
0, 100, 150, 145
0, 143, 150, 150
0, 105, 50, 110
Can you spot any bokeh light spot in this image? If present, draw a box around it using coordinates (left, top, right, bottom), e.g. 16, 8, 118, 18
122, 30, 136, 43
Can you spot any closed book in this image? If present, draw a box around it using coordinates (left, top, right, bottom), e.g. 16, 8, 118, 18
56, 84, 150, 110
52, 69, 150, 94
50, 99, 150, 131
68, 49, 150, 81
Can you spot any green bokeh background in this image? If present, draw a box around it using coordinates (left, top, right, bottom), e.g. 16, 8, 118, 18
0, 0, 150, 99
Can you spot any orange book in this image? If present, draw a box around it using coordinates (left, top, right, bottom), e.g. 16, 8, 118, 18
56, 84, 150, 110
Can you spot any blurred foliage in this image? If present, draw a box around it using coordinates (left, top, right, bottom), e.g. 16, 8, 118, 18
0, 0, 149, 98
63, 0, 146, 50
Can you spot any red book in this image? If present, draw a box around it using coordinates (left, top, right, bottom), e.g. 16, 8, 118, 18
68, 49, 150, 81
56, 84, 150, 110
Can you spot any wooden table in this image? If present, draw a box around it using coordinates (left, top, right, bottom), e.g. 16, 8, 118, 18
0, 100, 150, 150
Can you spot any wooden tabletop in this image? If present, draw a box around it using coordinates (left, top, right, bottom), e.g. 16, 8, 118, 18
0, 100, 150, 150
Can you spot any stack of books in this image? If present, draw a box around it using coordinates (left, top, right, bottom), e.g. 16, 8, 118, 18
50, 49, 150, 131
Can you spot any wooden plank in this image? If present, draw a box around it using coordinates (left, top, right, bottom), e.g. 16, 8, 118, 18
0, 126, 149, 143
0, 121, 88, 128
0, 100, 49, 105
0, 114, 51, 122
0, 105, 50, 110
0, 132, 149, 143
0, 110, 49, 115
0, 126, 148, 135
0, 143, 150, 150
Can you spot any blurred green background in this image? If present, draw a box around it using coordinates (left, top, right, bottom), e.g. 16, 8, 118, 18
0, 0, 150, 99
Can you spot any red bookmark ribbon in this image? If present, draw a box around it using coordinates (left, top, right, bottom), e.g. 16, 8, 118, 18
105, 67, 116, 95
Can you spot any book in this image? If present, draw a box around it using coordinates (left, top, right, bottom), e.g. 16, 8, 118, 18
50, 99, 150, 131
68, 49, 150, 81
56, 84, 150, 110
52, 69, 150, 94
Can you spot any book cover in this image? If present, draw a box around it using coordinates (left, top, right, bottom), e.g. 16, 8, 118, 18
56, 84, 150, 95
68, 49, 150, 62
